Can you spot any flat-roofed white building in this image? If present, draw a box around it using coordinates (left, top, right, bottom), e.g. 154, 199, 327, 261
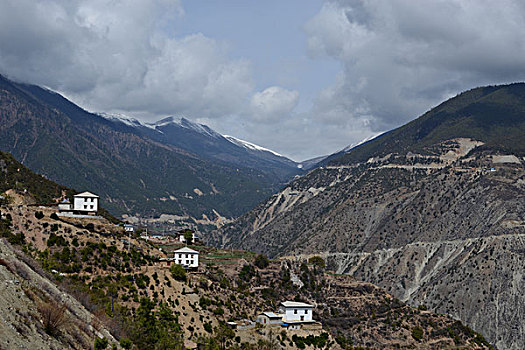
173, 247, 199, 268
278, 301, 314, 322
58, 199, 73, 213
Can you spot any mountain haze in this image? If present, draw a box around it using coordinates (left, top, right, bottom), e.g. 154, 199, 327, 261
212, 83, 525, 349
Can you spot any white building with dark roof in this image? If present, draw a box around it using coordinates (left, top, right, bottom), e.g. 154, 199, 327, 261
173, 247, 199, 268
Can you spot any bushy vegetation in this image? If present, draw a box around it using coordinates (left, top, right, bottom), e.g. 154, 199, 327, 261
253, 254, 269, 269
170, 264, 187, 281
292, 333, 330, 349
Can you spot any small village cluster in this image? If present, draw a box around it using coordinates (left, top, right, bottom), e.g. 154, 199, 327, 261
55, 191, 319, 332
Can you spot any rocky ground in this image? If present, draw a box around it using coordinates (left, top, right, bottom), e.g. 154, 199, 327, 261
215, 139, 524, 349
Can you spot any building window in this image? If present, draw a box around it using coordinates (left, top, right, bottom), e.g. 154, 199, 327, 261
90, 205, 93, 209
84, 205, 87, 209
294, 309, 297, 314
305, 310, 308, 314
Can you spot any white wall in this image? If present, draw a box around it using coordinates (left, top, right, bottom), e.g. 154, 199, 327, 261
58, 203, 72, 211
73, 196, 98, 212
174, 252, 198, 268
278, 307, 313, 322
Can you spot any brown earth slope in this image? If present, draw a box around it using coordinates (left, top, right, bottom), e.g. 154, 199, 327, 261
213, 138, 525, 350
1, 190, 494, 349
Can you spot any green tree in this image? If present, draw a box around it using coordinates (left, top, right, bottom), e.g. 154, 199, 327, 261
308, 256, 326, 269
183, 230, 193, 245
412, 326, 424, 341
94, 337, 109, 350
170, 264, 187, 282
132, 298, 158, 348
119, 338, 133, 350
254, 254, 269, 269
215, 323, 235, 350
238, 264, 256, 281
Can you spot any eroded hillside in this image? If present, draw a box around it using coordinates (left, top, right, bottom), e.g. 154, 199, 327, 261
214, 138, 525, 349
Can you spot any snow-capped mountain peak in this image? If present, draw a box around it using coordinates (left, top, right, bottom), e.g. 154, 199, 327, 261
98, 112, 157, 130
147, 116, 222, 139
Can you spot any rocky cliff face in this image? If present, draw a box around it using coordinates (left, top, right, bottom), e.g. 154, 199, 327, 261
211, 81, 525, 350
0, 239, 117, 349
213, 83, 525, 350
214, 139, 525, 349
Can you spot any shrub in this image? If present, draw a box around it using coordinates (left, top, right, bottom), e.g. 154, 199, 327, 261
308, 256, 326, 269
50, 213, 59, 220
254, 254, 270, 269
170, 264, 187, 281
412, 326, 424, 341
119, 338, 133, 349
38, 301, 67, 336
94, 337, 109, 350
204, 322, 213, 333
238, 264, 256, 281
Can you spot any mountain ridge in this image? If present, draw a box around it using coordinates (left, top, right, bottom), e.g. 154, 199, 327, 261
211, 83, 525, 349
0, 74, 301, 223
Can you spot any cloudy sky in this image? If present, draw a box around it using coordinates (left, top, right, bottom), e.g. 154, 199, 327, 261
2, 0, 525, 161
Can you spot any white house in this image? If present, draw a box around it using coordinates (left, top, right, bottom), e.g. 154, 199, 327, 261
58, 199, 73, 213
178, 231, 197, 244
278, 301, 314, 323
73, 191, 99, 215
173, 247, 199, 268
256, 312, 283, 326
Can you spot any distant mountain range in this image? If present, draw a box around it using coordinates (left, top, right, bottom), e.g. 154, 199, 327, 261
101, 113, 301, 182
0, 74, 302, 221
212, 83, 525, 349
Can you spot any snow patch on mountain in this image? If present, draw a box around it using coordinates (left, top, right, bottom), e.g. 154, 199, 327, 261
148, 116, 222, 139
342, 132, 384, 152
98, 112, 157, 130
224, 135, 284, 158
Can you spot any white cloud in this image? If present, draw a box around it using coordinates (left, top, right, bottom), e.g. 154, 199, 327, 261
0, 0, 254, 120
250, 86, 299, 121
2, 0, 525, 161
